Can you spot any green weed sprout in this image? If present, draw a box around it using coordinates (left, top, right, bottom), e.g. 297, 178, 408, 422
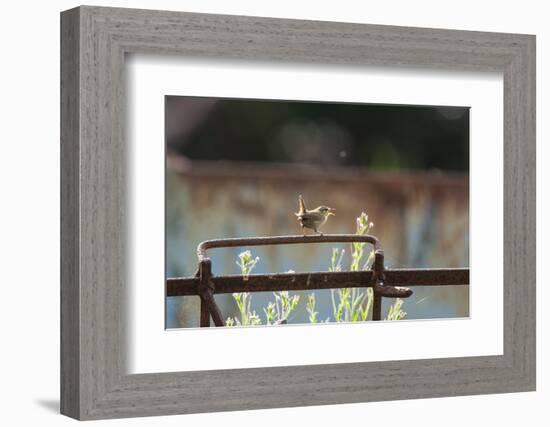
267, 291, 300, 325
229, 250, 300, 326
264, 302, 277, 325
330, 212, 373, 322
228, 292, 262, 326
386, 298, 407, 320
226, 250, 262, 326
306, 293, 318, 323
329, 248, 345, 272
329, 212, 404, 322
236, 250, 259, 280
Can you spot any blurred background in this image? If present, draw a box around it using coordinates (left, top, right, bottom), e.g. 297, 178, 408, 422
165, 96, 469, 328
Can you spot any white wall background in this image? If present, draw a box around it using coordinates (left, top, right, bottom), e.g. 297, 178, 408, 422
0, 0, 546, 425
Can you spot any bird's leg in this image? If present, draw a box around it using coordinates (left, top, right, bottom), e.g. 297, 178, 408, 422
301, 225, 306, 236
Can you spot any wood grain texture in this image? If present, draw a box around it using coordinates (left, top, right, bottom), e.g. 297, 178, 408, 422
60, 7, 80, 419
60, 6, 536, 420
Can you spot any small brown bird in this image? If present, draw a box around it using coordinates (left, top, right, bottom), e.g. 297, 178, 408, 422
294, 195, 335, 236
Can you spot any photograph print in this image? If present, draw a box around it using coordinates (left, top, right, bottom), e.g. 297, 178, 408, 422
165, 96, 470, 329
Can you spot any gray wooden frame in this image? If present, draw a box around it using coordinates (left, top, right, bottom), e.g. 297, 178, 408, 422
60, 5, 536, 420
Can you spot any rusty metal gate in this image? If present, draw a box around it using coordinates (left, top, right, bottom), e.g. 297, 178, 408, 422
166, 234, 469, 327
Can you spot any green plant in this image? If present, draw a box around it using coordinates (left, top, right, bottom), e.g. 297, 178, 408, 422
329, 212, 405, 323
330, 212, 374, 322
386, 298, 407, 320
263, 301, 276, 325
226, 211, 406, 326
350, 212, 375, 272
226, 250, 262, 326
229, 251, 300, 326
236, 250, 259, 279
227, 292, 262, 326
306, 293, 318, 323
329, 248, 345, 272
265, 291, 300, 325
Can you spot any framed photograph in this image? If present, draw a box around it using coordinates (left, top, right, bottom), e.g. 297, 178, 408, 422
61, 6, 535, 420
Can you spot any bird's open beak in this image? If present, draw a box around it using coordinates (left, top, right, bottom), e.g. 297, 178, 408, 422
328, 208, 336, 216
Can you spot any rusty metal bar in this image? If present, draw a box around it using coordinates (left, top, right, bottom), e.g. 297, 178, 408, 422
372, 293, 382, 321
199, 299, 210, 327
197, 234, 383, 262
371, 250, 385, 319
167, 268, 469, 297
197, 264, 210, 327
197, 260, 225, 326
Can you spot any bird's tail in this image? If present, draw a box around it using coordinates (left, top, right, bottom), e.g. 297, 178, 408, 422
297, 194, 307, 215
